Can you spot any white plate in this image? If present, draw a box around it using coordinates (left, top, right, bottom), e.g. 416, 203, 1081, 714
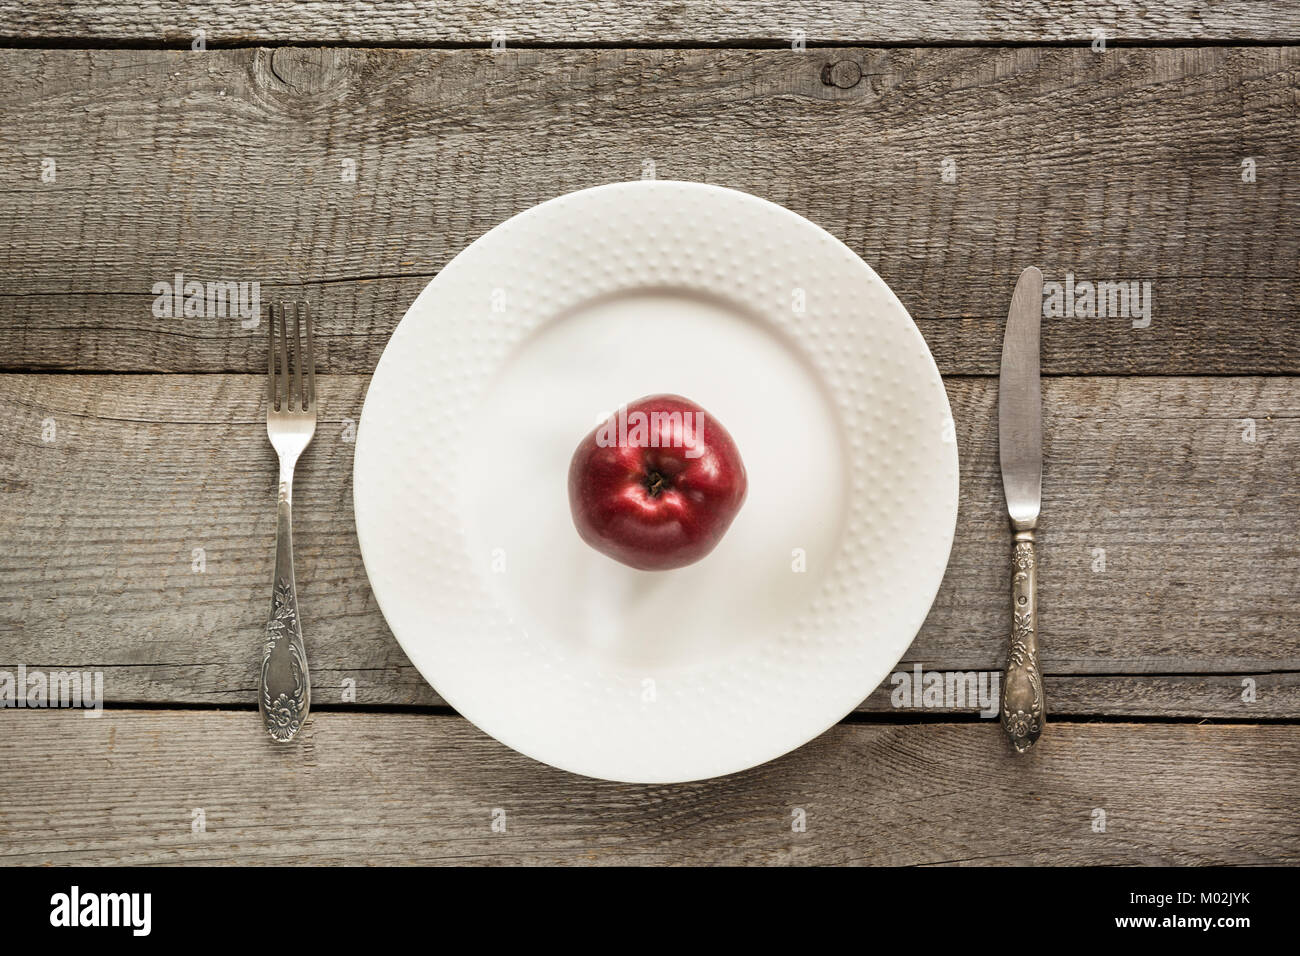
354, 181, 958, 783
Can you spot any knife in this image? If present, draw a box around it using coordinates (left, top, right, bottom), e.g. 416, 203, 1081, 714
998, 266, 1045, 752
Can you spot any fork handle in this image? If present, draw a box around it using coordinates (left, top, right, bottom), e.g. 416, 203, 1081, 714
1001, 528, 1044, 752
260, 476, 311, 741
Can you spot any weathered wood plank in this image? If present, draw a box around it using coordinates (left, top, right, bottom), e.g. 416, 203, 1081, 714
1, 374, 1295, 713
1, 47, 1296, 375
1, 1, 1297, 45
0, 711, 1294, 865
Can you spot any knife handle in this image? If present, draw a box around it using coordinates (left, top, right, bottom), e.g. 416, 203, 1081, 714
1001, 529, 1044, 752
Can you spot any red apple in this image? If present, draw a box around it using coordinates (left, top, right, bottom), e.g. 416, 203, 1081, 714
567, 394, 748, 571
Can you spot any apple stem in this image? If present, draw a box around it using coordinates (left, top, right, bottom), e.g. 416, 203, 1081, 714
645, 471, 666, 497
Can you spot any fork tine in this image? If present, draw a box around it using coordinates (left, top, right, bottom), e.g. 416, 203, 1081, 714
303, 301, 315, 410
279, 300, 291, 410
267, 302, 277, 411
291, 301, 303, 411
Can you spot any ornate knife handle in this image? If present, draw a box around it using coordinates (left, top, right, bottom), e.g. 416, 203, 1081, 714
1001, 529, 1044, 752
260, 488, 311, 742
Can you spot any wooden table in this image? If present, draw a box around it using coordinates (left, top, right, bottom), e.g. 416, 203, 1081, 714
1, 3, 1297, 865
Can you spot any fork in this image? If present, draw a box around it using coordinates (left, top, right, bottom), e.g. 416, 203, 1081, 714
260, 301, 316, 742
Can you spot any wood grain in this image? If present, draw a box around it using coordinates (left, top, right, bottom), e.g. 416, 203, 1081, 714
2, 1, 1298, 45
0, 710, 1295, 865
2, 4, 1296, 870
1, 373, 1295, 713
0, 47, 1296, 375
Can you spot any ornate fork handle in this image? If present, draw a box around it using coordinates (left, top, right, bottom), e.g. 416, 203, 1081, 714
1001, 529, 1044, 752
260, 480, 311, 741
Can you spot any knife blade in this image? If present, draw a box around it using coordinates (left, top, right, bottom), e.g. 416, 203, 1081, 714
998, 266, 1045, 752
999, 266, 1042, 530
